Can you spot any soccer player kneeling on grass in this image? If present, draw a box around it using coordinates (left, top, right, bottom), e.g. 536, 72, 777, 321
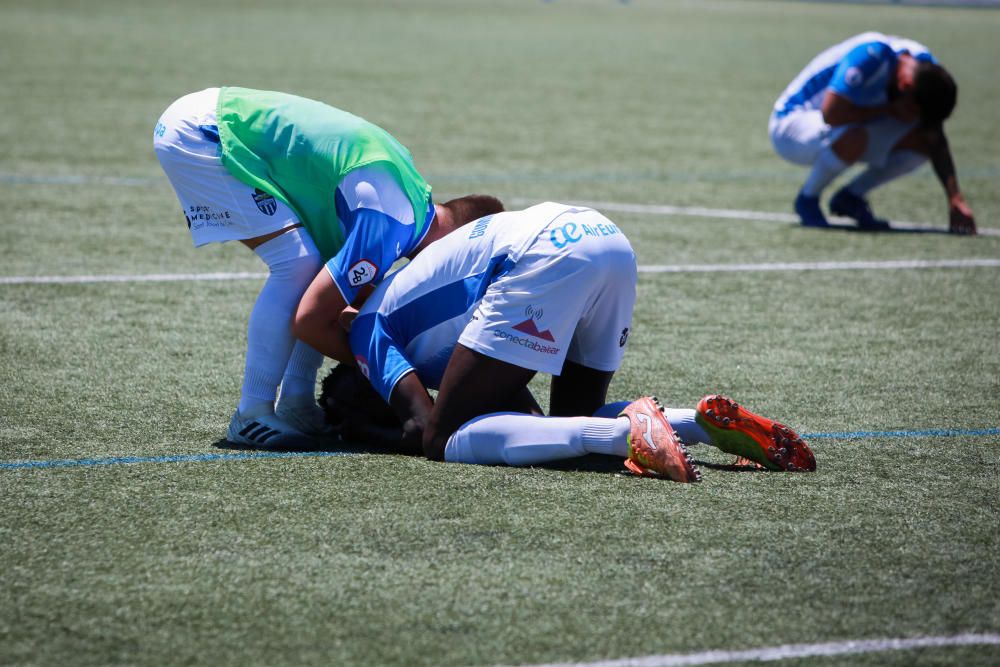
770, 32, 975, 234
324, 203, 815, 481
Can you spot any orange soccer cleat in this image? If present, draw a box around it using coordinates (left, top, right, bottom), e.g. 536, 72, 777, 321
620, 397, 701, 483
696, 395, 816, 472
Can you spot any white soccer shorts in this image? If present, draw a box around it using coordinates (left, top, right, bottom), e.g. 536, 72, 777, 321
458, 212, 638, 376
153, 88, 301, 246
769, 109, 918, 169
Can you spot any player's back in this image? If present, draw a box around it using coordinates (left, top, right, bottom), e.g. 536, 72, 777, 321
774, 32, 886, 114
351, 202, 609, 398
773, 32, 935, 116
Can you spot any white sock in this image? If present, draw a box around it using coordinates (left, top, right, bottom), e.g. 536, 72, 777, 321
279, 340, 324, 401
847, 150, 927, 197
663, 408, 710, 445
801, 146, 848, 197
238, 228, 322, 415
593, 402, 710, 445
443, 413, 631, 466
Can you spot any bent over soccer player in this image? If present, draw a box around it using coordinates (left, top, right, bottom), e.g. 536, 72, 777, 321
338, 202, 815, 481
153, 87, 501, 449
770, 32, 975, 234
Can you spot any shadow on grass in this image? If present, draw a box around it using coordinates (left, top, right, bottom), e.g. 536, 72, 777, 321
695, 459, 770, 473
807, 221, 953, 234
211, 440, 773, 476
211, 437, 380, 456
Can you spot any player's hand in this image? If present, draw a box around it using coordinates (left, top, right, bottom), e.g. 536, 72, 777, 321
338, 306, 359, 332
948, 197, 976, 236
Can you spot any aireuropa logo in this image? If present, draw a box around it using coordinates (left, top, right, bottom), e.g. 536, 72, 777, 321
252, 188, 277, 216
549, 220, 622, 249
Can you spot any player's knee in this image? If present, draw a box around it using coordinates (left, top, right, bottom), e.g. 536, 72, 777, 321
832, 127, 867, 163
289, 252, 323, 291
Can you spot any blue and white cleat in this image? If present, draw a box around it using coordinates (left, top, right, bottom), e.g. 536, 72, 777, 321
829, 188, 891, 230
227, 406, 316, 449
276, 394, 338, 437
794, 191, 830, 228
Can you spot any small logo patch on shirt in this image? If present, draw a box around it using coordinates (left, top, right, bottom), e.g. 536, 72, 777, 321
348, 259, 378, 287
844, 66, 863, 87
252, 189, 277, 216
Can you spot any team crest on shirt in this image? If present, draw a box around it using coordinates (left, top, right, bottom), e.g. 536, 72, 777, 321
252, 188, 277, 216
355, 356, 370, 379
348, 259, 379, 287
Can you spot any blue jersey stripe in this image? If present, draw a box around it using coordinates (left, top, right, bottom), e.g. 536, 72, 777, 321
386, 253, 513, 345
351, 253, 514, 400
776, 64, 838, 118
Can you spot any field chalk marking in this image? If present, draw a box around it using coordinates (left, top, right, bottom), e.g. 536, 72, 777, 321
507, 197, 1000, 237
0, 450, 355, 470
0, 170, 996, 236
511, 633, 1000, 667
1, 427, 997, 471
0, 272, 266, 285
3, 258, 999, 286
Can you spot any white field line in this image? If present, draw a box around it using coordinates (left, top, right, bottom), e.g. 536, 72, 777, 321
0, 272, 267, 285
508, 197, 1000, 237
2, 259, 999, 286
639, 258, 1000, 273
513, 633, 1000, 667
1, 169, 996, 235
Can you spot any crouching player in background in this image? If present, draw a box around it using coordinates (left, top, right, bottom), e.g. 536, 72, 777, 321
324, 202, 816, 482
770, 32, 975, 234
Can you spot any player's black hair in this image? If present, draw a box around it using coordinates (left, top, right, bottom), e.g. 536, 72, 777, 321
320, 364, 400, 428
913, 62, 957, 126
442, 194, 505, 227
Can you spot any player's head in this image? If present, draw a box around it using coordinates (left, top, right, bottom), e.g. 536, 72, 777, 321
320, 363, 400, 429
442, 194, 505, 228
912, 62, 957, 125
419, 194, 505, 253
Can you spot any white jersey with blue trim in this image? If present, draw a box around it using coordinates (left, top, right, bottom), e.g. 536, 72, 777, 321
774, 32, 934, 118
349, 202, 571, 401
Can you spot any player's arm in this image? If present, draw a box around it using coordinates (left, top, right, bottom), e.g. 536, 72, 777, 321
923, 126, 976, 235
294, 206, 413, 362
820, 91, 894, 126
388, 372, 436, 455
294, 269, 354, 364
823, 44, 917, 126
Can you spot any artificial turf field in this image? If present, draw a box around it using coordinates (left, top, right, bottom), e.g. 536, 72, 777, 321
1, 0, 999, 665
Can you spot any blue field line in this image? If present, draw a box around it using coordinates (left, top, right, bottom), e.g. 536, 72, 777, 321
1, 427, 997, 471
0, 450, 355, 470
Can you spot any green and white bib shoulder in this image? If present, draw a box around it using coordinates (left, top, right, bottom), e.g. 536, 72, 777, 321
216, 86, 432, 261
